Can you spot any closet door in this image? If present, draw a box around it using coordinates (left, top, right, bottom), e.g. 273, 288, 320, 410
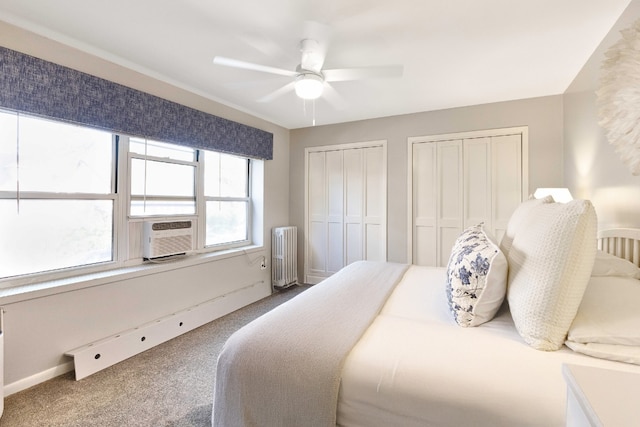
307, 151, 328, 279
437, 140, 463, 267
364, 146, 385, 261
305, 142, 387, 284
464, 137, 492, 229
412, 142, 437, 266
344, 149, 363, 265
492, 134, 523, 243
409, 128, 526, 267
412, 140, 463, 266
326, 150, 345, 274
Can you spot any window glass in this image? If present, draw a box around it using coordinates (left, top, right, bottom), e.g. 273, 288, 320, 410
18, 115, 111, 193
0, 200, 113, 278
130, 158, 195, 197
0, 111, 18, 191
204, 151, 248, 197
206, 201, 248, 245
129, 138, 194, 161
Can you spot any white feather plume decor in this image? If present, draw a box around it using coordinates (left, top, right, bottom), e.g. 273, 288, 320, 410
597, 18, 640, 176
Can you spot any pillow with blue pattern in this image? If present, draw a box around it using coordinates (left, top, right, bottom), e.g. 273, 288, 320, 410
446, 223, 508, 327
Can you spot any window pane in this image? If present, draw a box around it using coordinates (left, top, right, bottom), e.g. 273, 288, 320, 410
1, 114, 113, 193
131, 158, 195, 197
0, 111, 18, 192
206, 201, 247, 246
0, 200, 113, 278
130, 200, 195, 216
129, 138, 194, 161
204, 151, 248, 197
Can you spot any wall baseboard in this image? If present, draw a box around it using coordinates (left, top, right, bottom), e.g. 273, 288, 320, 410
4, 281, 269, 395
4, 361, 74, 397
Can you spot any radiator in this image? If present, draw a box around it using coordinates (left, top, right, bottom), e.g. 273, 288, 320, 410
272, 226, 298, 289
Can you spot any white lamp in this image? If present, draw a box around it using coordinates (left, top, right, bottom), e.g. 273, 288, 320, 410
533, 187, 573, 203
295, 73, 323, 100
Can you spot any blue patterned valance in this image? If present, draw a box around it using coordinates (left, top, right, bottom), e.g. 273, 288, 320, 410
0, 46, 273, 160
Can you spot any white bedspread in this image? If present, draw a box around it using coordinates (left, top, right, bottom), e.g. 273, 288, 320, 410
337, 266, 640, 427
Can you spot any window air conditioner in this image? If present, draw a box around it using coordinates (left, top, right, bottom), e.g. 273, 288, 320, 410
143, 220, 194, 259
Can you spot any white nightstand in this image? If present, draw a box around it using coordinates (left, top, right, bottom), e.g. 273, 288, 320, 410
562, 364, 640, 427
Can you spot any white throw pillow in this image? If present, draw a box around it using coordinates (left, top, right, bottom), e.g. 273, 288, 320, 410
507, 199, 597, 351
500, 195, 554, 256
446, 224, 508, 327
591, 250, 640, 278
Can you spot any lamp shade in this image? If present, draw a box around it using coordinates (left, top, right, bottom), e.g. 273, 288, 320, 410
295, 74, 323, 100
533, 188, 573, 203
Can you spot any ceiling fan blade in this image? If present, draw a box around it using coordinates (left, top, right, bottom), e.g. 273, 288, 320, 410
322, 83, 347, 110
213, 56, 297, 77
323, 65, 404, 82
257, 81, 296, 103
301, 21, 331, 71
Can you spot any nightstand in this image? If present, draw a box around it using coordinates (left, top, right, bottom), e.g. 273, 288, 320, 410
562, 364, 640, 427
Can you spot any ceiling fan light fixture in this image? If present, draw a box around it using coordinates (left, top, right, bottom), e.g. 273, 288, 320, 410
295, 73, 324, 100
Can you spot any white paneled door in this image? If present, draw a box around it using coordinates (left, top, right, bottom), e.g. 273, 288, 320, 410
409, 127, 528, 267
305, 141, 387, 284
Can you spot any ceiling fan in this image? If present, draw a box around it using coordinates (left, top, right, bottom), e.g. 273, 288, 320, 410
212, 38, 403, 102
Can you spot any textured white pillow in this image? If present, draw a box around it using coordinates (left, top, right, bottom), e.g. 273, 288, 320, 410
500, 195, 554, 256
591, 250, 640, 278
446, 224, 508, 327
507, 199, 597, 351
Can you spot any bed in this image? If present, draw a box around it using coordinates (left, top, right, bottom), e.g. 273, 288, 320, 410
212, 198, 640, 427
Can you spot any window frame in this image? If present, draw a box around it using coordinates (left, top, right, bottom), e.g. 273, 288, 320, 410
0, 111, 120, 285
127, 137, 199, 219
201, 152, 252, 250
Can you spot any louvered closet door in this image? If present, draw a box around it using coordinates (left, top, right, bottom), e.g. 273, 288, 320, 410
305, 143, 387, 284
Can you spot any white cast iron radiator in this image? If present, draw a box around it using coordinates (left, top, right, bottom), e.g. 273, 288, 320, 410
272, 226, 298, 289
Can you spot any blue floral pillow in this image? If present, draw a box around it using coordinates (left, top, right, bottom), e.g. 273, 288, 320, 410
446, 224, 508, 327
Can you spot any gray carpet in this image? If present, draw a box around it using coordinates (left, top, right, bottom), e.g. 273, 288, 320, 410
0, 284, 310, 427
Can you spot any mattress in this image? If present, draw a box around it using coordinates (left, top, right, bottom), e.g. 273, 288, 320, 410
337, 266, 640, 427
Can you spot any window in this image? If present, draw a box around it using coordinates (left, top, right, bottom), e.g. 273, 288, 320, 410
129, 138, 197, 216
0, 111, 115, 279
0, 111, 257, 283
203, 151, 250, 247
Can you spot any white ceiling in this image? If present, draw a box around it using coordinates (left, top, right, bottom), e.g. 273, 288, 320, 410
0, 0, 632, 129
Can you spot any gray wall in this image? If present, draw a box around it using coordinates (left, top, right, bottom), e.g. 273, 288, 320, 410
0, 21, 291, 389
564, 0, 640, 229
290, 95, 564, 271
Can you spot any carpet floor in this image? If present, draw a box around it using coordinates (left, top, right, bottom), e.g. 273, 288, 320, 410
0, 284, 309, 427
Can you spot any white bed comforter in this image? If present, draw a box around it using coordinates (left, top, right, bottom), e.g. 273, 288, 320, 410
337, 266, 640, 427
212, 261, 409, 427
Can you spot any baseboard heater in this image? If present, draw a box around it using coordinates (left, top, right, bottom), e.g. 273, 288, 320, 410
65, 281, 264, 380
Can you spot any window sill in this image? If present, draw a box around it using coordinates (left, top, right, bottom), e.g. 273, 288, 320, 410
0, 245, 265, 305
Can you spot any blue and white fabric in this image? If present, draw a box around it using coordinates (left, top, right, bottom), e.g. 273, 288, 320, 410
446, 224, 508, 327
